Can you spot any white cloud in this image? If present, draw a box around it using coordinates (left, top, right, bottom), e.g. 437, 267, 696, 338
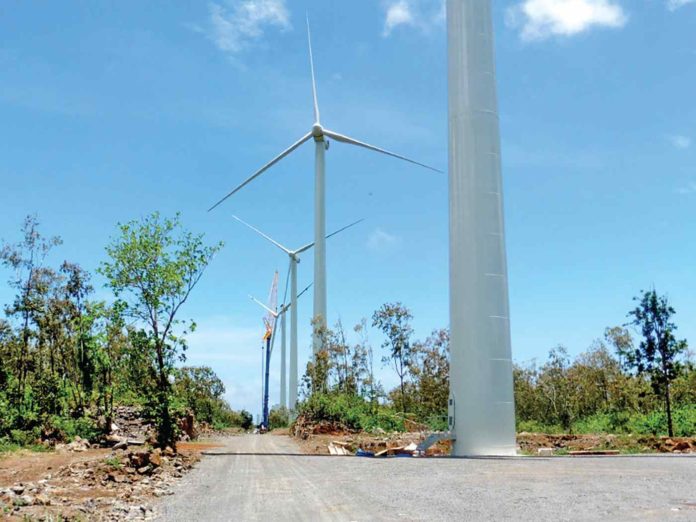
206, 0, 291, 55
506, 0, 627, 42
667, 0, 696, 11
384, 1, 415, 36
382, 0, 445, 37
669, 135, 692, 149
367, 228, 401, 252
677, 182, 696, 195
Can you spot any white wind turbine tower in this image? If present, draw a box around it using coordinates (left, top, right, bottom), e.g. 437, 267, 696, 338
234, 215, 363, 412
447, 0, 516, 456
209, 16, 441, 351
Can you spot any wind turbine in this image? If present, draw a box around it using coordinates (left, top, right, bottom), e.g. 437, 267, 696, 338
234, 215, 363, 412
209, 17, 441, 351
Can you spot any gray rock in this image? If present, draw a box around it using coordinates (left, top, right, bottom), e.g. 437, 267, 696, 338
13, 495, 33, 507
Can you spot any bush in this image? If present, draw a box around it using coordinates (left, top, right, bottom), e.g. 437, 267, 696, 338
48, 416, 100, 442
10, 428, 40, 446
516, 420, 564, 434
572, 411, 632, 435
628, 406, 696, 437
297, 393, 406, 433
567, 406, 696, 437
269, 407, 290, 430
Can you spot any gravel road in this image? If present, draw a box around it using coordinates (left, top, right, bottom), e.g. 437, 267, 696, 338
157, 434, 696, 521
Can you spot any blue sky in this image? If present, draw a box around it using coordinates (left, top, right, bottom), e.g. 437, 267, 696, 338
1, 0, 695, 416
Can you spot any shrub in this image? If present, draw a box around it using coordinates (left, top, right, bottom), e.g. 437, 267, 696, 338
297, 393, 407, 433
48, 416, 100, 442
516, 420, 564, 434
572, 411, 632, 435
628, 406, 696, 437
269, 407, 290, 430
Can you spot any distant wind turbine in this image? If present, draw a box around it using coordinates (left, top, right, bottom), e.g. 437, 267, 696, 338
234, 215, 363, 412
210, 16, 441, 351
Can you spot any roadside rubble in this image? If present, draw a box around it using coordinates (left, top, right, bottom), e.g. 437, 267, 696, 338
299, 432, 450, 458
299, 426, 696, 458
0, 404, 211, 521
0, 445, 199, 521
518, 433, 696, 455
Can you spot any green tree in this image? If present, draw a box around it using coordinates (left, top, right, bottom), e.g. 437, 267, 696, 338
372, 303, 414, 413
99, 213, 222, 448
239, 410, 254, 431
353, 319, 381, 408
0, 215, 62, 410
626, 289, 688, 437
409, 329, 449, 422
537, 346, 574, 431
174, 366, 227, 424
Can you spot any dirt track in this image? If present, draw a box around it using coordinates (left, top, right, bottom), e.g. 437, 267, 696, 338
156, 434, 696, 521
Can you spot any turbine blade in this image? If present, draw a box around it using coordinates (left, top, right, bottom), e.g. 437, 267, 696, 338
294, 218, 366, 254
324, 130, 442, 173
208, 132, 313, 212
249, 295, 278, 317
233, 215, 292, 255
306, 14, 320, 123
326, 218, 365, 240
297, 282, 313, 300
294, 241, 315, 255
282, 257, 292, 306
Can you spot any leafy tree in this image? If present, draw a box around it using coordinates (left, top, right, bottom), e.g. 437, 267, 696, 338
174, 366, 227, 424
268, 406, 290, 430
409, 329, 449, 422
626, 289, 688, 437
353, 319, 381, 408
239, 409, 254, 431
537, 346, 574, 431
514, 361, 543, 425
99, 213, 222, 448
372, 303, 414, 413
0, 215, 62, 408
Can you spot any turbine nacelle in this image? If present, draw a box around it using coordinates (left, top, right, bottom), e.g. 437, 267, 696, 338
312, 123, 324, 140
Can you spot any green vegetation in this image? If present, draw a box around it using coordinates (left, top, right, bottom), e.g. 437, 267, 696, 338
298, 306, 449, 433
298, 295, 694, 439
1, 214, 693, 448
0, 214, 248, 452
514, 297, 695, 437
268, 406, 290, 430
104, 455, 122, 469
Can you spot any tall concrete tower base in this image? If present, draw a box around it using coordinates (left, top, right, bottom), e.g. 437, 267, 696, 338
447, 0, 517, 456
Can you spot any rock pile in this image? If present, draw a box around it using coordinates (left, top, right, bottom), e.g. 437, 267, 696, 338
0, 447, 198, 521
109, 406, 156, 442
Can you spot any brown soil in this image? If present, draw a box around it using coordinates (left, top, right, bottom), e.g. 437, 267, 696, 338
0, 440, 212, 521
517, 432, 696, 455
0, 448, 112, 487
293, 429, 696, 457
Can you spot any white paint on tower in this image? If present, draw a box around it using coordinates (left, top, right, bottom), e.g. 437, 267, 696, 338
447, 0, 517, 456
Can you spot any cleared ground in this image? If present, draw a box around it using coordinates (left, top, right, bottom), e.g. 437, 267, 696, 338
157, 434, 696, 521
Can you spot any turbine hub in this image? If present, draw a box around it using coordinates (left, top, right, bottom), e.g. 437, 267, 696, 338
312, 123, 324, 139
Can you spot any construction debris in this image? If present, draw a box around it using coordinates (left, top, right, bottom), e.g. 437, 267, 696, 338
327, 443, 350, 456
